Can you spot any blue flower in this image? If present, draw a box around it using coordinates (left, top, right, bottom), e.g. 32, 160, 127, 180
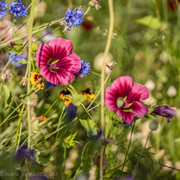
0, 1, 8, 19
9, 1, 28, 18
16, 145, 36, 162
64, 8, 84, 27
78, 60, 91, 77
8, 51, 28, 67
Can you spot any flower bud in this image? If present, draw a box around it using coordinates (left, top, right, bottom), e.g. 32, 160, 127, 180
149, 120, 158, 131
32, 41, 39, 53
11, 43, 24, 54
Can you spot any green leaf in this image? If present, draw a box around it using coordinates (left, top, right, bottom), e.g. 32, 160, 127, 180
136, 15, 161, 29
67, 85, 84, 106
64, 131, 79, 148
36, 150, 54, 165
79, 118, 97, 137
16, 58, 27, 65
3, 84, 13, 109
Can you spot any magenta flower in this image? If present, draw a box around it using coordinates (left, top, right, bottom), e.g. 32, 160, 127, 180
36, 38, 81, 85
105, 76, 149, 124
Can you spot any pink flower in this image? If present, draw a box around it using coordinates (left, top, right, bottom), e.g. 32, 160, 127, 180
105, 76, 149, 124
36, 38, 81, 85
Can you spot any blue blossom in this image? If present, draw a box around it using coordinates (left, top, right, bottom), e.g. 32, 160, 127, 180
16, 145, 36, 162
78, 60, 91, 77
0, 1, 8, 19
9, 0, 28, 18
64, 9, 84, 27
8, 51, 28, 67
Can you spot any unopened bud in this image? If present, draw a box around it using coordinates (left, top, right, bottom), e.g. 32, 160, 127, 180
32, 41, 39, 53
149, 120, 158, 131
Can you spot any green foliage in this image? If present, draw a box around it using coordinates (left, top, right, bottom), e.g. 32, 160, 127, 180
3, 84, 13, 109
64, 131, 79, 148
36, 150, 54, 165
79, 118, 97, 137
136, 15, 162, 29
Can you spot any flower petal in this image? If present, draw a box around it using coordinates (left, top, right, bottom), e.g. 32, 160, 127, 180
105, 87, 118, 111
56, 68, 75, 85
56, 53, 81, 73
40, 66, 59, 85
111, 76, 133, 98
49, 38, 73, 60
126, 83, 149, 104
125, 101, 148, 117
116, 109, 134, 124
36, 43, 52, 68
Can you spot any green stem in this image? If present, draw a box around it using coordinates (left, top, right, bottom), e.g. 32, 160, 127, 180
27, 0, 36, 148
56, 106, 66, 140
0, 103, 23, 126
121, 120, 136, 171
15, 105, 25, 150
100, 0, 114, 179
44, 99, 60, 117
84, 6, 91, 16
81, 103, 99, 130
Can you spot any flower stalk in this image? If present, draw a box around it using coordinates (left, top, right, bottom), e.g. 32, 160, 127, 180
100, 0, 114, 179
27, 0, 36, 148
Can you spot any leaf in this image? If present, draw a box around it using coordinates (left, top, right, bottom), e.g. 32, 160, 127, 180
16, 58, 28, 65
3, 84, 13, 109
36, 150, 54, 165
136, 15, 161, 29
67, 85, 84, 106
64, 131, 79, 148
79, 118, 97, 137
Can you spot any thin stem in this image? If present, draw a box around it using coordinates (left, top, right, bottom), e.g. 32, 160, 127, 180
81, 103, 99, 130
56, 106, 66, 140
84, 6, 91, 16
100, 0, 114, 179
121, 120, 136, 171
87, 73, 111, 110
44, 99, 60, 117
0, 103, 23, 126
15, 105, 25, 150
27, 0, 36, 149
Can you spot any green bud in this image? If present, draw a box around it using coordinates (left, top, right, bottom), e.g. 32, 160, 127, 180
149, 120, 158, 131
32, 41, 39, 53
11, 44, 24, 54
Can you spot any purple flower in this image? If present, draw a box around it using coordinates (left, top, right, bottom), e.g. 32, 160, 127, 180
152, 105, 176, 123
16, 145, 36, 162
65, 104, 77, 120
9, 1, 28, 18
0, 1, 8, 19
